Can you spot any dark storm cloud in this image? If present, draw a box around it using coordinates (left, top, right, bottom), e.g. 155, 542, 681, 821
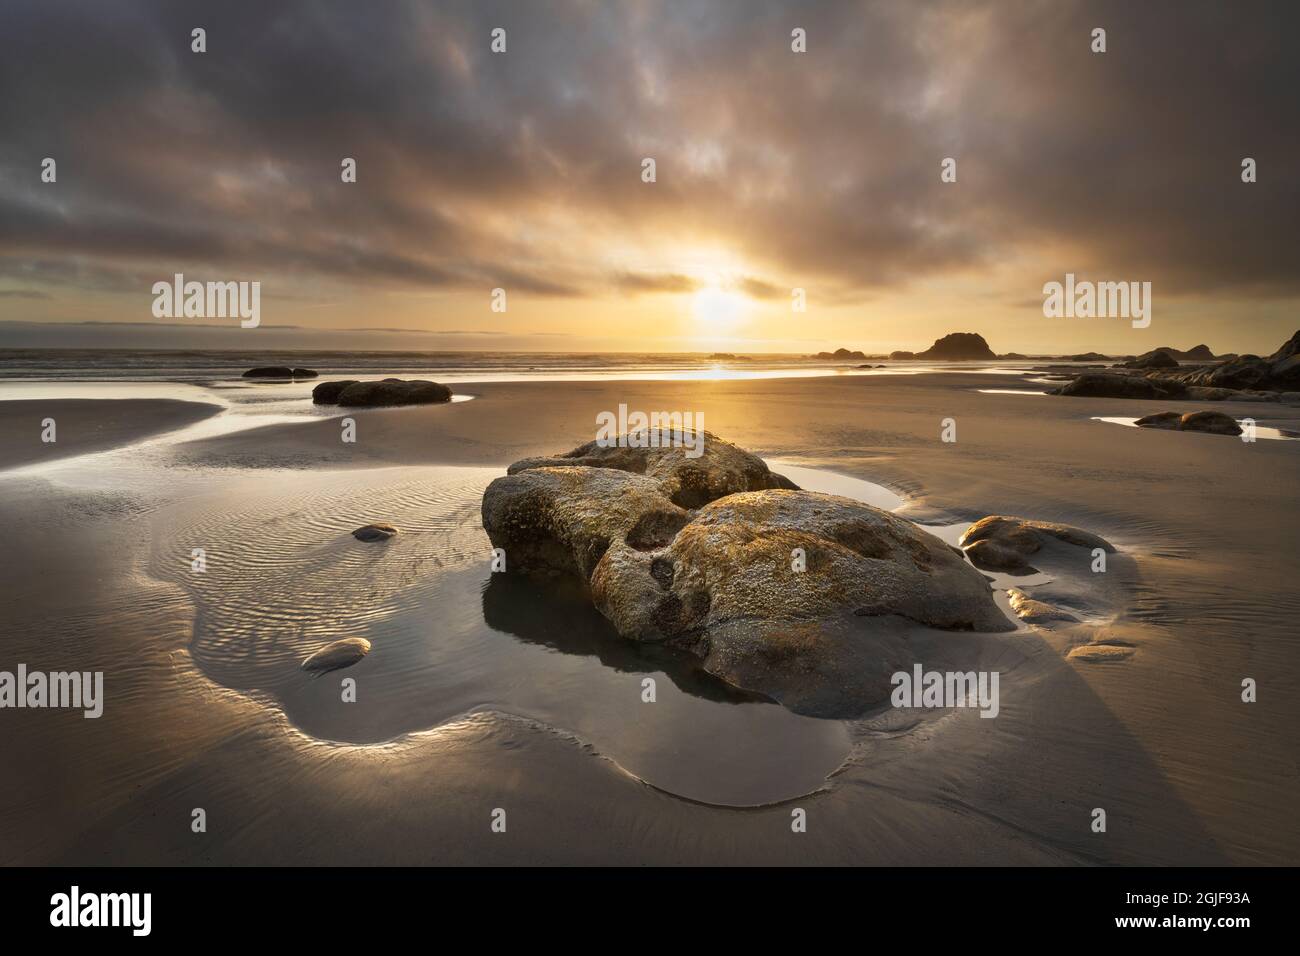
0, 0, 1296, 302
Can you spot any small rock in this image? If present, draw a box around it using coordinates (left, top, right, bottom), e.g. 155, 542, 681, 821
352, 523, 399, 541
301, 637, 371, 674
960, 515, 1114, 555
1007, 588, 1078, 624
1067, 643, 1134, 663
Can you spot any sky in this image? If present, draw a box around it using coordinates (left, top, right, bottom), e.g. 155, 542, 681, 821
1, 0, 1297, 355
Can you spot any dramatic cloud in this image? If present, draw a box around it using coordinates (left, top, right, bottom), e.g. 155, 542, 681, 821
1, 0, 1297, 322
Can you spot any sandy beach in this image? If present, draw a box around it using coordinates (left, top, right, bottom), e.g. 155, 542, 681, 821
2, 367, 1296, 865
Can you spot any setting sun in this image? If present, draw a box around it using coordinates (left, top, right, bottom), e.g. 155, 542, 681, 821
691, 286, 747, 330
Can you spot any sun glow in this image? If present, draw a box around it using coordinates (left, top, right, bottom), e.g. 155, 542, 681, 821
691, 285, 747, 330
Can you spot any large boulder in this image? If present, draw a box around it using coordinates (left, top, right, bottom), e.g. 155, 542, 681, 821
506, 431, 796, 509
482, 435, 1014, 715
313, 378, 453, 407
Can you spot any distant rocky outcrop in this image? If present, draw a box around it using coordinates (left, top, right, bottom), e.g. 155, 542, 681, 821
1118, 345, 1225, 369
243, 366, 318, 379
916, 332, 996, 361
1067, 352, 1111, 362
1169, 330, 1300, 391
814, 347, 867, 360
706, 352, 752, 361
889, 350, 917, 361
482, 434, 1013, 716
1121, 350, 1180, 370
1051, 330, 1300, 400
312, 378, 452, 407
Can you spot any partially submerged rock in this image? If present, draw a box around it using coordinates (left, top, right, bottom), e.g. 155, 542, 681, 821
1134, 411, 1183, 430
1179, 410, 1242, 435
960, 515, 1113, 574
313, 378, 453, 407
301, 637, 371, 674
352, 522, 399, 541
482, 434, 1013, 715
312, 379, 359, 404
1136, 410, 1242, 435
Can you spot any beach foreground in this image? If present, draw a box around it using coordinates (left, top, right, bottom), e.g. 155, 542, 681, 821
1, 370, 1297, 864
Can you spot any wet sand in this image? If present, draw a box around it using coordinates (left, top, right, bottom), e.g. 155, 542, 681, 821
1, 372, 1297, 864
0, 398, 220, 470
